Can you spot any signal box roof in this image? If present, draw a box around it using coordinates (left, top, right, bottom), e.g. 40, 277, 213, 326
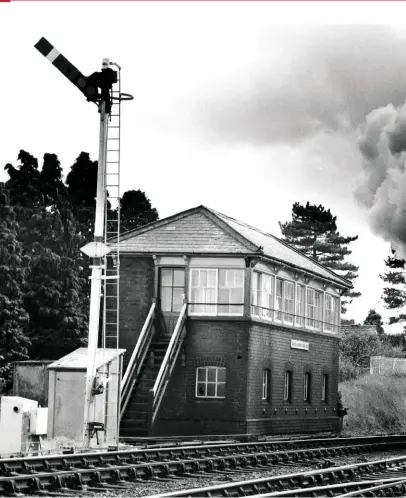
110, 205, 352, 289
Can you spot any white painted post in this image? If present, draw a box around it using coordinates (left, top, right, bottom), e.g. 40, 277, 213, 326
82, 95, 109, 447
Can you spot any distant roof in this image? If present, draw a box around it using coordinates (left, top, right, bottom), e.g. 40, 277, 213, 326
341, 324, 378, 335
48, 348, 126, 371
112, 205, 352, 288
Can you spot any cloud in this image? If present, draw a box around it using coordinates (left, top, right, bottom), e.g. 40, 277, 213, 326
356, 101, 406, 257
194, 26, 406, 146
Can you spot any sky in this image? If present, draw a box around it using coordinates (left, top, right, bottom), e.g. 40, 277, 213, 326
2, 1, 406, 331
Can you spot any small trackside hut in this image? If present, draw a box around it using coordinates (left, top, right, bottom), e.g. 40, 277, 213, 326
112, 206, 352, 437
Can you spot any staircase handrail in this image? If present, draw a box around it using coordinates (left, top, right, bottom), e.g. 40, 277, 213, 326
148, 300, 187, 433
120, 301, 156, 419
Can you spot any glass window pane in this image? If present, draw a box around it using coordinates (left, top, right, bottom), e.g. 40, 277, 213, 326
207, 368, 216, 382
191, 269, 199, 287
207, 383, 216, 397
207, 270, 217, 287
161, 269, 173, 287
218, 288, 229, 304
235, 270, 244, 287
173, 269, 185, 287
230, 287, 243, 303
218, 304, 230, 314
217, 383, 225, 397
197, 368, 206, 381
160, 287, 172, 312
219, 269, 226, 287
200, 270, 207, 288
217, 368, 226, 382
197, 382, 206, 396
172, 288, 183, 311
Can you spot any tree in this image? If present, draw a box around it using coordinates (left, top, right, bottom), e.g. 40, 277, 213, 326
5, 151, 89, 360
0, 185, 30, 387
380, 248, 406, 330
119, 190, 159, 233
66, 152, 98, 241
363, 309, 385, 335
279, 201, 360, 313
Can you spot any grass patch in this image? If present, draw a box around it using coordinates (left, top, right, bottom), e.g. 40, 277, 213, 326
340, 374, 406, 435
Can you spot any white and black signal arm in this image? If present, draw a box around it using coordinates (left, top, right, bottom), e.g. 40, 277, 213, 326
34, 37, 119, 112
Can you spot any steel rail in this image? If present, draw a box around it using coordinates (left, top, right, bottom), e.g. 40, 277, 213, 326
0, 440, 405, 495
150, 454, 406, 497
1, 435, 406, 479
251, 477, 406, 497
339, 477, 406, 497
0, 434, 404, 476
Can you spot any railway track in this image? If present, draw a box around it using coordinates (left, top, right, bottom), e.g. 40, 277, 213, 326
152, 454, 406, 497
0, 435, 405, 495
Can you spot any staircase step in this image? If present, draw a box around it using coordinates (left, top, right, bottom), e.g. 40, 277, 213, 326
120, 428, 148, 437
120, 419, 148, 430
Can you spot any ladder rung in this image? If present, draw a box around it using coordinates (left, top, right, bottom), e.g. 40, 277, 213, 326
108, 138, 120, 140
106, 161, 119, 164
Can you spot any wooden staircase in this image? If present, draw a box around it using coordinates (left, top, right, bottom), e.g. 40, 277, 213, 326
120, 342, 168, 437
119, 301, 187, 438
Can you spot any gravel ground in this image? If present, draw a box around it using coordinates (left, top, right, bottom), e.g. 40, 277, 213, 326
56, 448, 406, 498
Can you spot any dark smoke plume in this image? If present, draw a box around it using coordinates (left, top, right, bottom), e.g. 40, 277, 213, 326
356, 101, 406, 258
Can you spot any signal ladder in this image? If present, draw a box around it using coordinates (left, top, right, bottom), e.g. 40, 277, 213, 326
101, 63, 122, 446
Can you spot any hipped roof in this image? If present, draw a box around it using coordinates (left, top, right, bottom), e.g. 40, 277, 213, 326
111, 205, 352, 289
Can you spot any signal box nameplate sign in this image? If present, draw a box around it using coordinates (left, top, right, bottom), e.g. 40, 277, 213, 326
291, 339, 309, 351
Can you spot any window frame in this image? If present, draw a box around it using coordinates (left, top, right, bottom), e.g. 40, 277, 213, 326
321, 373, 328, 403
303, 372, 311, 403
159, 267, 186, 313
262, 369, 270, 402
189, 268, 244, 316
283, 280, 295, 324
250, 271, 341, 335
306, 287, 323, 330
195, 366, 226, 399
275, 278, 283, 322
284, 370, 292, 402
295, 283, 306, 328
324, 294, 340, 333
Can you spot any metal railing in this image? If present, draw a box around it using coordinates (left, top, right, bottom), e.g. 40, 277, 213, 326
148, 300, 188, 435
120, 301, 156, 420
251, 305, 340, 333
188, 302, 244, 315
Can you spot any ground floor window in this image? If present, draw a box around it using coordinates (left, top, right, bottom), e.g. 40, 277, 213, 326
196, 366, 226, 398
303, 373, 311, 402
284, 371, 292, 402
321, 374, 328, 402
262, 369, 270, 401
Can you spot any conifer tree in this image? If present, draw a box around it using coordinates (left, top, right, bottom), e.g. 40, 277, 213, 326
0, 185, 30, 387
279, 202, 360, 313
363, 308, 385, 335
380, 248, 406, 330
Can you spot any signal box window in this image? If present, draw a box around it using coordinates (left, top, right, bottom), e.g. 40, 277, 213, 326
160, 268, 185, 312
196, 367, 226, 398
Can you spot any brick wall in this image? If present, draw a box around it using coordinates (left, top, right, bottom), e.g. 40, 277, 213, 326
246, 322, 340, 434
155, 320, 249, 436
119, 256, 155, 367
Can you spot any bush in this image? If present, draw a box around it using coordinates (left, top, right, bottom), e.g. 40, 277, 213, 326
340, 375, 406, 435
339, 357, 369, 382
